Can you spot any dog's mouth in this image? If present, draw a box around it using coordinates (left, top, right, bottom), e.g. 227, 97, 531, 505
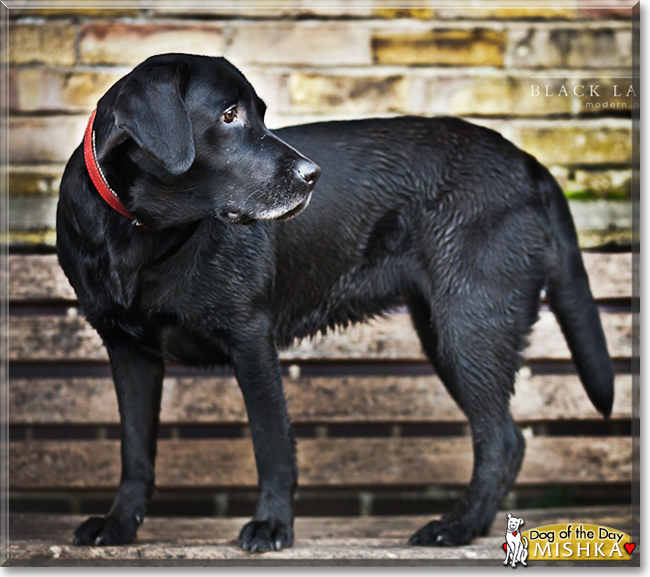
275, 195, 311, 221
222, 192, 312, 225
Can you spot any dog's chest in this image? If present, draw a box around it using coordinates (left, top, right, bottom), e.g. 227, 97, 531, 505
132, 285, 234, 365
132, 243, 273, 364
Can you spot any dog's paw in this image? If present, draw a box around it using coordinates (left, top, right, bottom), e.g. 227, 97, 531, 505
73, 515, 139, 546
409, 520, 474, 547
238, 519, 293, 553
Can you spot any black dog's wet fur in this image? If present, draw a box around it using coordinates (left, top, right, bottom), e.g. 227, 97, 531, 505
57, 54, 613, 551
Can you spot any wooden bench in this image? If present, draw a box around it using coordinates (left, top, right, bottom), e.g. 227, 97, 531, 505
7, 252, 634, 565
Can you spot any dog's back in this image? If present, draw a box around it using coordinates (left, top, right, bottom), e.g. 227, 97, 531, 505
271, 117, 554, 341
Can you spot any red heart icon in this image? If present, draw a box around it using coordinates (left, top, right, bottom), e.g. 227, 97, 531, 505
503, 543, 507, 551
513, 531, 517, 536
624, 543, 635, 555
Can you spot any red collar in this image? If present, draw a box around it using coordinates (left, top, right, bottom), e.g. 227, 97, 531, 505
83, 109, 144, 227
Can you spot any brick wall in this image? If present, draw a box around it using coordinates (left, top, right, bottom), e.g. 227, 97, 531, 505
8, 1, 634, 249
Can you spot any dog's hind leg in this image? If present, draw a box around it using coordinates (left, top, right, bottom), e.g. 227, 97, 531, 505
406, 292, 525, 546
73, 340, 164, 546
520, 539, 529, 565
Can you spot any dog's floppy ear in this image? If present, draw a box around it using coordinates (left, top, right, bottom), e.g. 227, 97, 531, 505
519, 518, 525, 525
113, 60, 195, 175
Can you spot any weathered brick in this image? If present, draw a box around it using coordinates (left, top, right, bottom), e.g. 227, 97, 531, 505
429, 76, 572, 117
569, 198, 632, 247
152, 0, 374, 18
568, 200, 632, 237
551, 166, 630, 198
293, 0, 374, 18
437, 6, 577, 20
225, 24, 372, 66
9, 196, 58, 230
236, 70, 288, 128
563, 168, 632, 198
151, 0, 293, 18
9, 22, 76, 66
510, 27, 632, 69
289, 73, 409, 115
9, 116, 86, 164
372, 29, 506, 66
580, 0, 632, 20
265, 113, 343, 130
9, 68, 125, 112
80, 22, 224, 65
238, 70, 287, 110
372, 7, 435, 19
564, 28, 632, 69
514, 124, 632, 165
577, 228, 631, 249
10, 7, 140, 17
6, 229, 57, 249
9, 166, 64, 197
581, 7, 633, 19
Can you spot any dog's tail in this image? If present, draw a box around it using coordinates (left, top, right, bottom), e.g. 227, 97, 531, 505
542, 167, 614, 417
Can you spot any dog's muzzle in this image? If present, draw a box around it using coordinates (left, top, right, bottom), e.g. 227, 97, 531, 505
222, 159, 320, 224
275, 161, 319, 221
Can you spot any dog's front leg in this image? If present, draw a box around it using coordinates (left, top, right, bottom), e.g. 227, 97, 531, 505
511, 543, 520, 567
73, 340, 164, 546
233, 326, 297, 553
503, 544, 511, 565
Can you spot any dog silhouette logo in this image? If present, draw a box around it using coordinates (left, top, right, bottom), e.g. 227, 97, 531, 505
503, 513, 528, 567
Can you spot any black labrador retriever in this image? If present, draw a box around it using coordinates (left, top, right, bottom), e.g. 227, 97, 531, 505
56, 53, 613, 552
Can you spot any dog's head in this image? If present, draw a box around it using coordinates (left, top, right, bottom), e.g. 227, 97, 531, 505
93, 53, 320, 228
506, 513, 524, 532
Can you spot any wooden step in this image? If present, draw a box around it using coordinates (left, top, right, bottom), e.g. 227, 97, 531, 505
10, 436, 632, 490
6, 506, 633, 564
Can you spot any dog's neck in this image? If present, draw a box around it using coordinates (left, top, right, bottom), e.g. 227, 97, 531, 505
85, 109, 145, 227
89, 108, 147, 223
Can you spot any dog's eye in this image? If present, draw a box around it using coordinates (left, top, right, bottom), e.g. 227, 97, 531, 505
222, 107, 237, 123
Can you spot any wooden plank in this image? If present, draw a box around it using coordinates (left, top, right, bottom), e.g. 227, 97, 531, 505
9, 374, 633, 426
9, 314, 106, 361
9, 436, 632, 490
6, 536, 637, 564
8, 254, 76, 302
282, 311, 632, 362
8, 311, 633, 362
8, 253, 632, 303
581, 252, 633, 300
1, 536, 525, 562
9, 506, 632, 542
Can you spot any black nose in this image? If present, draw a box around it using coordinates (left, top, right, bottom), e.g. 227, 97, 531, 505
295, 159, 321, 186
